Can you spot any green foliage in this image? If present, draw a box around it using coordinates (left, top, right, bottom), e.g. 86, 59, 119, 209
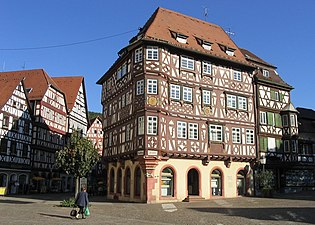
256, 170, 273, 190
60, 197, 76, 207
55, 130, 100, 178
88, 111, 102, 120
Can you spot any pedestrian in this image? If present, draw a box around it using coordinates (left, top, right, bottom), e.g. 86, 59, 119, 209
75, 186, 89, 219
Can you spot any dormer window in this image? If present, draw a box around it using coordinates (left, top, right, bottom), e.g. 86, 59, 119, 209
263, 69, 270, 78
219, 44, 235, 56
226, 48, 235, 56
202, 41, 212, 50
170, 31, 188, 44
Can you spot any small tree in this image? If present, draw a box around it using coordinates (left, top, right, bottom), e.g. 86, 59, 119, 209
256, 170, 273, 197
55, 130, 100, 197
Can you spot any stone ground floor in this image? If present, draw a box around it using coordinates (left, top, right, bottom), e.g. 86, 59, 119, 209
0, 191, 314, 225
106, 158, 255, 203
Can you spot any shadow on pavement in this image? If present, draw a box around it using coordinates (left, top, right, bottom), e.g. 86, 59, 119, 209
39, 213, 72, 220
273, 190, 315, 201
0, 199, 33, 204
189, 207, 315, 224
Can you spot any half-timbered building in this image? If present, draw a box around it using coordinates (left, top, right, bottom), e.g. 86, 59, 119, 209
240, 48, 301, 192
98, 8, 257, 203
0, 69, 68, 193
0, 77, 33, 194
87, 116, 103, 155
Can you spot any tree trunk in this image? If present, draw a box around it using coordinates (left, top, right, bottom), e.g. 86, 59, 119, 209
74, 177, 80, 198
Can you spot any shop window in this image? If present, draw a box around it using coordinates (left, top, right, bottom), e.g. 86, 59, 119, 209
211, 169, 222, 196
0, 173, 7, 187
161, 168, 174, 197
125, 168, 131, 195
134, 167, 141, 196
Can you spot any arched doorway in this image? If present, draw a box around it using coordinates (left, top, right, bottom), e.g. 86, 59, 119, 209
187, 168, 199, 196
134, 167, 141, 197
161, 167, 174, 197
237, 170, 246, 196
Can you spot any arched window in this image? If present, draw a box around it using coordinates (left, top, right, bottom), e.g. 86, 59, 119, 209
117, 168, 122, 194
161, 167, 174, 197
125, 168, 131, 195
109, 169, 115, 193
211, 169, 222, 196
134, 167, 141, 196
237, 170, 246, 196
0, 173, 7, 187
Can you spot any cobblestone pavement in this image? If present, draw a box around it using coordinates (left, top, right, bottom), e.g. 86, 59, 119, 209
0, 191, 314, 225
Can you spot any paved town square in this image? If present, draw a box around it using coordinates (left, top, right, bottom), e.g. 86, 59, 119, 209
0, 191, 314, 225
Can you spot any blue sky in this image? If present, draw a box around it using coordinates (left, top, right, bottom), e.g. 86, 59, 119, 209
1, 0, 314, 112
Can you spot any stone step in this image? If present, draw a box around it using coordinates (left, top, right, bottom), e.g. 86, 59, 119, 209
183, 195, 206, 202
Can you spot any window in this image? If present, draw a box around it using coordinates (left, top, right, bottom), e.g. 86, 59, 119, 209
147, 116, 158, 135
267, 112, 275, 126
134, 48, 143, 63
259, 137, 268, 152
189, 123, 198, 140
138, 116, 144, 135
227, 95, 237, 109
2, 115, 9, 128
202, 41, 212, 50
260, 112, 267, 124
275, 113, 282, 127
116, 67, 122, 80
202, 61, 212, 75
24, 121, 30, 134
292, 140, 297, 153
263, 69, 269, 77
182, 87, 192, 102
290, 114, 296, 127
202, 90, 211, 105
170, 84, 180, 100
147, 79, 158, 94
0, 139, 8, 153
209, 124, 223, 142
161, 168, 174, 197
238, 96, 247, 110
10, 141, 17, 155
271, 90, 280, 101
177, 121, 187, 139
121, 63, 127, 76
181, 56, 194, 70
284, 140, 290, 152
232, 128, 241, 143
117, 169, 122, 194
146, 46, 158, 60
110, 169, 115, 193
22, 144, 28, 157
233, 70, 242, 81
246, 129, 254, 144
176, 33, 188, 44
12, 119, 19, 131
136, 80, 144, 95
283, 115, 288, 126
226, 49, 235, 56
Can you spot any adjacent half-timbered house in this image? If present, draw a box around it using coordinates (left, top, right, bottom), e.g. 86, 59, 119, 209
240, 48, 302, 192
98, 8, 257, 203
0, 69, 68, 193
87, 117, 103, 155
0, 77, 33, 195
52, 76, 89, 136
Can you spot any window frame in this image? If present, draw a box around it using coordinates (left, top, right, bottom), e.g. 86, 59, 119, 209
260, 111, 267, 124
138, 116, 144, 135
147, 116, 158, 135
232, 127, 241, 144
202, 61, 212, 75
188, 123, 198, 140
182, 87, 193, 102
209, 124, 223, 142
263, 69, 270, 77
177, 121, 187, 139
246, 129, 254, 144
146, 46, 159, 60
170, 84, 181, 100
233, 69, 242, 81
202, 90, 211, 105
181, 55, 194, 70
147, 79, 158, 95
237, 96, 247, 110
136, 80, 144, 95
227, 94, 237, 109
134, 48, 143, 63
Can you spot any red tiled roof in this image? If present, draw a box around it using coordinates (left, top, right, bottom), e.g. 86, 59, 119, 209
239, 48, 292, 89
0, 78, 23, 109
52, 76, 84, 112
138, 7, 249, 65
0, 69, 62, 100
